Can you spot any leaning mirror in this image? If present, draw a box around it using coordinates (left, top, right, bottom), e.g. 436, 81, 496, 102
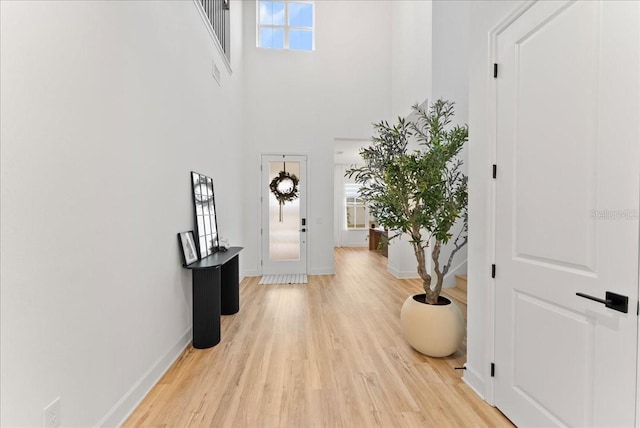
191, 171, 219, 258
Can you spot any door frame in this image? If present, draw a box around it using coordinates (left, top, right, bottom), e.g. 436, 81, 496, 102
259, 153, 309, 275
484, 1, 537, 406
637, 2, 640, 419
485, 1, 640, 422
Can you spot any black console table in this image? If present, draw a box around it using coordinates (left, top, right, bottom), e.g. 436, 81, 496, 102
184, 247, 243, 349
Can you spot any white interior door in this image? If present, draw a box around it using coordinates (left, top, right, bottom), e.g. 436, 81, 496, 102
494, 1, 639, 426
261, 155, 307, 275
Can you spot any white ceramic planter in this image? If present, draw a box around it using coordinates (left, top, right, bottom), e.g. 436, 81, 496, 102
400, 294, 465, 357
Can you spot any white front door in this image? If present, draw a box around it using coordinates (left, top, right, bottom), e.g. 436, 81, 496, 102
494, 1, 639, 426
261, 155, 307, 275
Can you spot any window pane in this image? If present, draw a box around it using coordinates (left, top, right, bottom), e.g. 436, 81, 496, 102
269, 161, 301, 261
259, 28, 272, 48
259, 27, 284, 49
206, 177, 213, 196
346, 206, 355, 228
197, 216, 204, 234
199, 236, 208, 256
259, 1, 285, 25
288, 3, 313, 27
355, 206, 366, 228
344, 183, 360, 198
289, 29, 312, 51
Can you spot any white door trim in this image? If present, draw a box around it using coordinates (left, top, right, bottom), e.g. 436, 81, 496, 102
637, 0, 640, 421
259, 152, 309, 275
484, 0, 537, 406
486, 1, 640, 423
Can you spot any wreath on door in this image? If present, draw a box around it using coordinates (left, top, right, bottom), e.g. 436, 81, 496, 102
270, 163, 299, 222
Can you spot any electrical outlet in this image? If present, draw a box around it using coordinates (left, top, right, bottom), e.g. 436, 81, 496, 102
44, 397, 61, 428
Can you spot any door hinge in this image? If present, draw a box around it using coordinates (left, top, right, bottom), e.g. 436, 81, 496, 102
491, 264, 496, 278
261, 260, 263, 266
637, 301, 639, 316
492, 164, 497, 179
491, 363, 495, 377
493, 63, 498, 78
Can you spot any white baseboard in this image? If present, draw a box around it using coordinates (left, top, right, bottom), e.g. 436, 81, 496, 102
96, 329, 192, 427
462, 365, 485, 401
308, 267, 335, 275
242, 269, 260, 277
339, 242, 368, 248
387, 265, 419, 279
387, 260, 467, 285
245, 269, 335, 276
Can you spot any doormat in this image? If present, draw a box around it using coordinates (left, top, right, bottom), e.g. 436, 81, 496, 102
259, 274, 308, 285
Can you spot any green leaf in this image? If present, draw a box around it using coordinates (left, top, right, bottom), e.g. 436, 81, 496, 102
344, 99, 469, 299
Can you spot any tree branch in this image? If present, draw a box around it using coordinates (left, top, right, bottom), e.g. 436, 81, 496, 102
442, 216, 468, 277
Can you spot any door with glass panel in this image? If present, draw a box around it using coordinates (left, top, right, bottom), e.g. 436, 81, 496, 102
261, 155, 307, 275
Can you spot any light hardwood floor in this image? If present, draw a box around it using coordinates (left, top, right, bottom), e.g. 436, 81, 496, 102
124, 248, 512, 427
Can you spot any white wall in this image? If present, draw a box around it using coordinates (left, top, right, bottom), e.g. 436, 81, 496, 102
427, 1, 471, 287
242, 0, 393, 275
432, 0, 470, 123
0, 1, 244, 426
386, 0, 433, 279
391, 0, 433, 119
464, 0, 520, 400
387, 235, 423, 279
387, 0, 470, 288
334, 165, 369, 248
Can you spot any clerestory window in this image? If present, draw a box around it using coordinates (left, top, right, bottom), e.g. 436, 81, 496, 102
258, 1, 314, 51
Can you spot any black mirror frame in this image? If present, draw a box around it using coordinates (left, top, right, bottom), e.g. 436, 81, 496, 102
191, 171, 220, 258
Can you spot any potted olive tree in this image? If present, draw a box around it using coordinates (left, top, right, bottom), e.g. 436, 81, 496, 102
346, 99, 468, 357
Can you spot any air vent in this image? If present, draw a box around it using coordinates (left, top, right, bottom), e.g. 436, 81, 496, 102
212, 60, 221, 86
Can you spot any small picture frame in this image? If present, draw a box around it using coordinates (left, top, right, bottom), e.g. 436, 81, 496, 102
178, 231, 199, 265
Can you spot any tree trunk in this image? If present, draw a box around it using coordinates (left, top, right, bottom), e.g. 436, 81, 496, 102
431, 241, 444, 302
410, 226, 438, 304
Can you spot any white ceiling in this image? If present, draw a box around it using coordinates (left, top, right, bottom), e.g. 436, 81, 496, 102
334, 138, 371, 165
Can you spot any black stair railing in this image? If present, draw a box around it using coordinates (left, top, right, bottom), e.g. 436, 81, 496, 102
200, 0, 230, 59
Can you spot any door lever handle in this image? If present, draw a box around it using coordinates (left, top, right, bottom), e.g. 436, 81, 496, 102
576, 291, 628, 313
